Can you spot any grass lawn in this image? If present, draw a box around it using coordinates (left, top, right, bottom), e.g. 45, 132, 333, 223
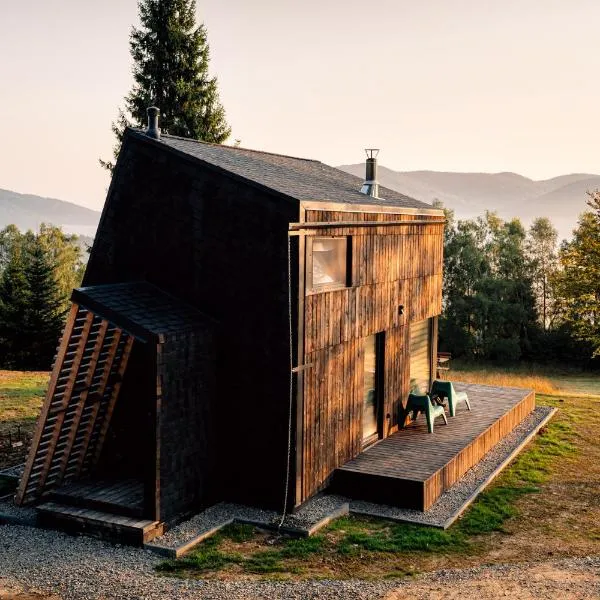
157, 369, 600, 581
0, 370, 48, 469
0, 368, 597, 580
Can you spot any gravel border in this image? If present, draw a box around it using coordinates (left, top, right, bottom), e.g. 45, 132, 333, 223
0, 499, 37, 526
146, 494, 349, 557
350, 405, 556, 528
0, 405, 555, 557
146, 401, 553, 556
0, 522, 597, 599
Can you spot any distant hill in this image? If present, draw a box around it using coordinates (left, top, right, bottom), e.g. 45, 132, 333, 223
0, 188, 100, 237
337, 166, 600, 241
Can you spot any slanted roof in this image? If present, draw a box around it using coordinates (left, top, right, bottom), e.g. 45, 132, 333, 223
128, 129, 434, 211
71, 282, 212, 342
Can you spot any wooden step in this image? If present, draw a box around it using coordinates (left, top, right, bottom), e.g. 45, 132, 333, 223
37, 502, 163, 546
47, 481, 145, 519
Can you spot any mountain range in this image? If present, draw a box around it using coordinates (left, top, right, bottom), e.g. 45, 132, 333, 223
0, 188, 100, 237
338, 165, 600, 241
3, 166, 599, 244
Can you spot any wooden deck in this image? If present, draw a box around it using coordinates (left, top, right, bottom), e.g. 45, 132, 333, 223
331, 383, 535, 510
36, 478, 161, 545
37, 501, 163, 545
48, 478, 145, 518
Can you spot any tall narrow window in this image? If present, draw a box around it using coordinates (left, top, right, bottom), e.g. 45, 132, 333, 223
307, 237, 349, 292
409, 319, 432, 393
362, 332, 384, 447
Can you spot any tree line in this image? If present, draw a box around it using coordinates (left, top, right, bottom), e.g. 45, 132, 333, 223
1, 0, 230, 371
0, 225, 85, 370
438, 194, 600, 367
0, 199, 598, 372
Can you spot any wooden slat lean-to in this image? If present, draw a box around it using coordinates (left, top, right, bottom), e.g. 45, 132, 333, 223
15, 303, 134, 505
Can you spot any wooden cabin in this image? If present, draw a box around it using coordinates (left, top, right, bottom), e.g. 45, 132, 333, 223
16, 113, 469, 534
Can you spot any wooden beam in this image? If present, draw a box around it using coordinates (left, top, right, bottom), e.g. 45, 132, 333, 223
299, 200, 445, 217
73, 327, 123, 478
15, 304, 79, 505
56, 319, 109, 486
37, 310, 95, 492
91, 335, 134, 467
295, 206, 306, 506
289, 220, 446, 231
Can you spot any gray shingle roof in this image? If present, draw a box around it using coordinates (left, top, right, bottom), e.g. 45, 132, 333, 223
130, 130, 433, 210
71, 282, 212, 342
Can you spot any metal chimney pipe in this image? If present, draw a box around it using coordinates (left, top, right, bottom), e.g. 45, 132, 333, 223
361, 149, 380, 197
146, 106, 161, 139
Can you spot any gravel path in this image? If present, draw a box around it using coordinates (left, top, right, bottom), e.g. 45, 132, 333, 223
1, 523, 598, 599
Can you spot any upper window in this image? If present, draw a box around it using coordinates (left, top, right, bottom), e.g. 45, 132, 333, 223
307, 237, 349, 292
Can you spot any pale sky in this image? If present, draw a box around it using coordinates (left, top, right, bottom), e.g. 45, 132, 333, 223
1, 0, 599, 211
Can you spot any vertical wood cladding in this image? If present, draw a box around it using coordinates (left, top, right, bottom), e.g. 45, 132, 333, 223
301, 210, 444, 501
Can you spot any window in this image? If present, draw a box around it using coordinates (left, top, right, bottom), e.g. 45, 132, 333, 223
307, 237, 350, 292
362, 332, 384, 446
409, 318, 433, 394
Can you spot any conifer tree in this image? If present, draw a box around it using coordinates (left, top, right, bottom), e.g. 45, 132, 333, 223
102, 0, 231, 170
23, 236, 66, 369
0, 245, 30, 368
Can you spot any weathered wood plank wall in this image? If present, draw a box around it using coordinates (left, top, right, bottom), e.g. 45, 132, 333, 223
300, 210, 444, 502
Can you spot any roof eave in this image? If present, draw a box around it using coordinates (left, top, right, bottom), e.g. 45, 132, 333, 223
299, 199, 445, 217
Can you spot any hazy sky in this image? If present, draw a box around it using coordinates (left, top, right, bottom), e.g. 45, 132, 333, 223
1, 0, 599, 211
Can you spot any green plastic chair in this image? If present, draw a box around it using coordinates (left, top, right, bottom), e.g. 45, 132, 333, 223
407, 393, 448, 433
430, 380, 471, 417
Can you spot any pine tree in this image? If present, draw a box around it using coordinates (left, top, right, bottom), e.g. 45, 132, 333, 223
101, 0, 231, 170
0, 245, 30, 368
22, 237, 66, 369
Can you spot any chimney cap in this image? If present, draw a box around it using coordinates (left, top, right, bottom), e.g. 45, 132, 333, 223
365, 148, 379, 159
146, 106, 161, 139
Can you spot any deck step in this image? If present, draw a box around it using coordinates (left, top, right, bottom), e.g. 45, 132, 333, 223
36, 501, 164, 545
47, 484, 145, 519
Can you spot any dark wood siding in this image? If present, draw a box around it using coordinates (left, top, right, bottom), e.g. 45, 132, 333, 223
84, 136, 299, 510
300, 210, 444, 502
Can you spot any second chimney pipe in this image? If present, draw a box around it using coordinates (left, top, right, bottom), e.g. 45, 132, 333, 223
361, 148, 380, 198
146, 106, 161, 139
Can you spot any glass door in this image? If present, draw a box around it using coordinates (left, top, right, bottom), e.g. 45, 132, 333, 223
362, 333, 383, 447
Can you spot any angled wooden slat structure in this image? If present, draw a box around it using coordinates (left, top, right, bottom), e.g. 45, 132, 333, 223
15, 304, 132, 505
17, 281, 216, 542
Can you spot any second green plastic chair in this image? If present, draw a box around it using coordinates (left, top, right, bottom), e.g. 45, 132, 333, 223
430, 380, 471, 417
